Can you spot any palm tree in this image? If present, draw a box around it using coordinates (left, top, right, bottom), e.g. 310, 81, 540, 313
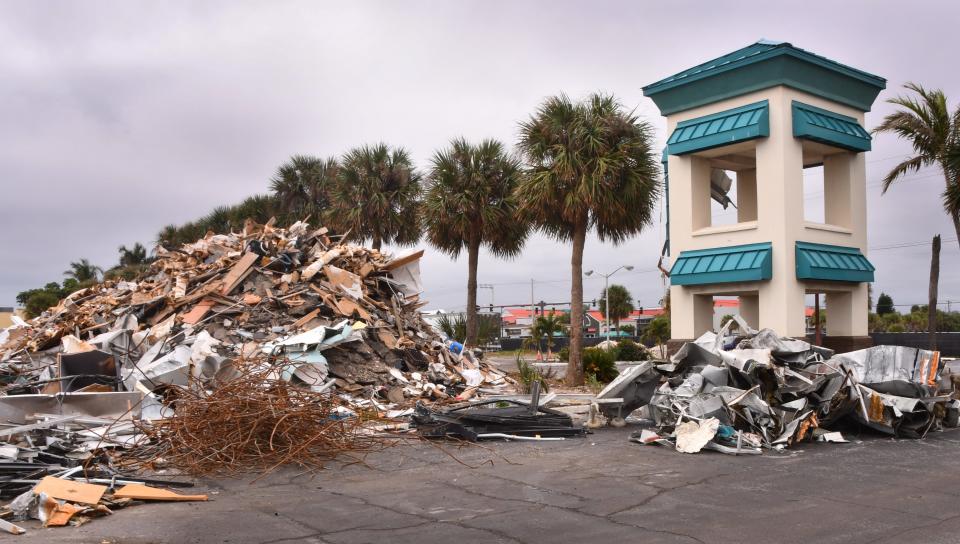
517, 93, 660, 385
328, 143, 422, 250
64, 259, 103, 284
118, 243, 150, 266
598, 284, 634, 335
269, 155, 338, 223
531, 313, 563, 360
874, 83, 960, 249
423, 138, 528, 346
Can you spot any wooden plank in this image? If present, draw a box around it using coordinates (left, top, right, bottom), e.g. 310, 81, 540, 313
377, 328, 398, 349
180, 298, 216, 325
0, 517, 26, 535
42, 499, 84, 527
292, 308, 321, 330
381, 249, 424, 271
33, 476, 107, 505
335, 298, 371, 320
220, 252, 260, 295
113, 483, 208, 502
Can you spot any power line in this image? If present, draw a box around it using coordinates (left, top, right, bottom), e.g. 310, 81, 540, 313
870, 237, 958, 251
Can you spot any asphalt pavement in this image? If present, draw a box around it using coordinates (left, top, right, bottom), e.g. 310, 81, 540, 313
16, 425, 960, 544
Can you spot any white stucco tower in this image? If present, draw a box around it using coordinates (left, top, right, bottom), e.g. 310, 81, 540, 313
643, 41, 886, 350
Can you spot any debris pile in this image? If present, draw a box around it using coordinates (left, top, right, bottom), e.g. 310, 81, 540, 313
0, 219, 512, 533
627, 317, 956, 454
1, 219, 508, 403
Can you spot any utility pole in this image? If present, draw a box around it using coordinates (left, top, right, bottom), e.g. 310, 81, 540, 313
929, 235, 941, 351
814, 293, 822, 346
530, 279, 535, 338
604, 274, 610, 341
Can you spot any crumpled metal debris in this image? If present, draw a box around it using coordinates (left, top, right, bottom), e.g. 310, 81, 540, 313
631, 316, 955, 454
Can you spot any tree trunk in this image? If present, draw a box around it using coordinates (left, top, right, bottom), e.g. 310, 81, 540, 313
566, 219, 588, 386
929, 234, 941, 351
372, 236, 382, 252
464, 234, 481, 347
952, 211, 960, 252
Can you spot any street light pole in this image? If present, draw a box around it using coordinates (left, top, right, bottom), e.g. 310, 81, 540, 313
604, 275, 610, 343
585, 265, 634, 343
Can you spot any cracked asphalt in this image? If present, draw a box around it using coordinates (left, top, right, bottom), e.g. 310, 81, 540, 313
18, 425, 960, 544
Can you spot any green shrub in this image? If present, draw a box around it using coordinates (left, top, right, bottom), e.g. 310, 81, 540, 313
615, 339, 648, 361
516, 355, 549, 394
585, 373, 603, 394
558, 346, 570, 362
582, 347, 618, 383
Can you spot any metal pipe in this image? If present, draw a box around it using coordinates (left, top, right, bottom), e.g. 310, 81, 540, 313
475, 433, 565, 441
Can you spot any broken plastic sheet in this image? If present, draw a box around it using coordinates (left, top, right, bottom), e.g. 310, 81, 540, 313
675, 417, 720, 453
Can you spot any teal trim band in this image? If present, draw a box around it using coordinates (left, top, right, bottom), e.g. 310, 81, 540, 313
667, 100, 769, 155
792, 101, 871, 152
796, 241, 875, 282
643, 41, 886, 115
670, 242, 773, 286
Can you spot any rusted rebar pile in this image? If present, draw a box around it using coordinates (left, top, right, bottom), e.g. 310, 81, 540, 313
120, 363, 388, 477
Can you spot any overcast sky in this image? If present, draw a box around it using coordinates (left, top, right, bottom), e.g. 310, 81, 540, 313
1, 0, 958, 316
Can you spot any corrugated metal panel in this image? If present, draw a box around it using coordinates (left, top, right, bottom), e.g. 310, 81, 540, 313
796, 242, 875, 282
667, 101, 769, 155
792, 101, 871, 152
670, 243, 773, 286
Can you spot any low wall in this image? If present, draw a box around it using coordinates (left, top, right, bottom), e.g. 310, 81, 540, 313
868, 332, 960, 357
498, 336, 653, 352
500, 333, 960, 357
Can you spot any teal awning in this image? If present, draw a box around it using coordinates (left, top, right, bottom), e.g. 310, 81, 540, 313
796, 242, 874, 282
667, 100, 769, 155
670, 242, 772, 286
792, 101, 871, 152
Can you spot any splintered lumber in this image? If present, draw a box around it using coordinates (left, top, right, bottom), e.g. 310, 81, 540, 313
382, 249, 424, 271
0, 518, 26, 535
220, 252, 260, 295
181, 298, 216, 325
112, 483, 208, 502
33, 476, 107, 505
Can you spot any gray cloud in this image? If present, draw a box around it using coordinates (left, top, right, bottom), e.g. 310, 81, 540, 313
1, 0, 957, 315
